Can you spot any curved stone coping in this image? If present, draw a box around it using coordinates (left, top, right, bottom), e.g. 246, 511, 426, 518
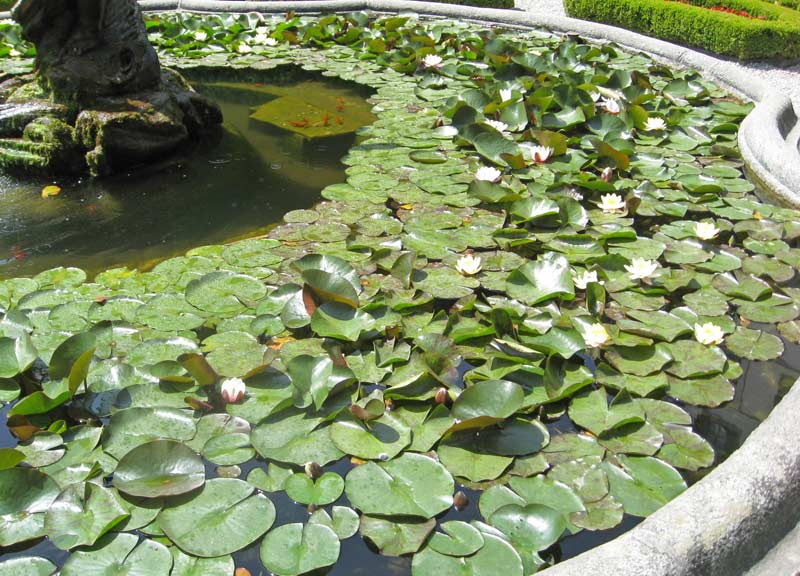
2, 2, 797, 573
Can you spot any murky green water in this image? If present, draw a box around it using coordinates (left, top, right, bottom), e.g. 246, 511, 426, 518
0, 75, 375, 278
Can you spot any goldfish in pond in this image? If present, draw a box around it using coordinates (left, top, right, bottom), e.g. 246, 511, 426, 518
11, 245, 26, 261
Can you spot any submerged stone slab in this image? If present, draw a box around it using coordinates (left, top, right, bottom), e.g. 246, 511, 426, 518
249, 95, 360, 140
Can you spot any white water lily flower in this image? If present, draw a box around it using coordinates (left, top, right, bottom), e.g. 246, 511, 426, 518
256, 26, 269, 34
625, 258, 659, 280
584, 323, 610, 348
483, 119, 508, 132
265, 37, 279, 47
599, 193, 626, 213
475, 166, 502, 182
589, 91, 601, 102
8, 49, 20, 57
421, 54, 443, 68
253, 33, 270, 45
531, 145, 553, 164
694, 322, 725, 346
220, 377, 246, 403
695, 221, 720, 241
500, 88, 513, 102
456, 254, 482, 276
600, 167, 614, 182
194, 30, 208, 42
644, 117, 667, 131
600, 98, 621, 114
237, 43, 253, 54
573, 270, 604, 290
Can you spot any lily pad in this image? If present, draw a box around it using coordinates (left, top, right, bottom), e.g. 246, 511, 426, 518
158, 478, 276, 557
345, 453, 454, 518
60, 533, 171, 576
114, 440, 205, 498
285, 472, 344, 506
0, 468, 61, 546
260, 522, 340, 576
360, 516, 436, 556
45, 482, 129, 549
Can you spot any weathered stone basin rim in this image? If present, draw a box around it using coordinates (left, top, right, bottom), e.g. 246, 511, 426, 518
5, 2, 799, 574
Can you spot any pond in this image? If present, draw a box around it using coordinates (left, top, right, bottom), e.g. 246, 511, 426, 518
1, 11, 800, 576
0, 73, 375, 278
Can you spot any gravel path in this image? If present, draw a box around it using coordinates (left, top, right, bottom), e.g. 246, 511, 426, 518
513, 0, 800, 109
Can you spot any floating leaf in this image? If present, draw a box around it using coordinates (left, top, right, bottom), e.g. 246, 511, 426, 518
114, 440, 205, 498
259, 523, 340, 576
285, 472, 344, 506
724, 327, 784, 361
45, 482, 129, 549
360, 516, 436, 556
604, 455, 686, 517
345, 453, 453, 518
159, 478, 275, 557
0, 468, 60, 546
60, 533, 172, 576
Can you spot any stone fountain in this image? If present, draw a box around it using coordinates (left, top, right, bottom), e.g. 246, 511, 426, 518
0, 0, 222, 176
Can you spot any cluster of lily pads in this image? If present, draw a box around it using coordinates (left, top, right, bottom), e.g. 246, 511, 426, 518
1, 10, 800, 576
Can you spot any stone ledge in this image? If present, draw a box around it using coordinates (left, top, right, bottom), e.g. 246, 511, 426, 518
8, 2, 799, 573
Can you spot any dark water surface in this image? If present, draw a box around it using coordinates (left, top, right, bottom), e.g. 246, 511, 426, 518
0, 76, 375, 278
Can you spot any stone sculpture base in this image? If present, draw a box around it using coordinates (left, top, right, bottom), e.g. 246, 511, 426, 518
0, 68, 221, 176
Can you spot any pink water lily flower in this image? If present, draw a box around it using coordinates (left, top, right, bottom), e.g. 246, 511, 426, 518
221, 378, 246, 403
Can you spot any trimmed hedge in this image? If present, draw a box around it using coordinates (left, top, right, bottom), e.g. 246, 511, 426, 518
564, 0, 800, 60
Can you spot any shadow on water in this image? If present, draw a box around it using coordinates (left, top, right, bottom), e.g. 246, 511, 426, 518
0, 67, 376, 279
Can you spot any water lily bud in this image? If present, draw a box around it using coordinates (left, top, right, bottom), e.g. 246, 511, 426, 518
600, 167, 613, 182
235, 568, 252, 576
599, 98, 621, 114
304, 461, 324, 480
531, 145, 553, 164
454, 490, 469, 510
220, 377, 246, 404
435, 387, 449, 405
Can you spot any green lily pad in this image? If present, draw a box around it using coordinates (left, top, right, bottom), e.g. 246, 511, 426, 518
158, 478, 275, 557
489, 503, 567, 551
114, 440, 205, 498
285, 472, 344, 506
331, 412, 411, 460
260, 522, 340, 576
102, 407, 197, 459
185, 271, 266, 316
0, 557, 56, 576
411, 531, 523, 576
604, 455, 686, 517
428, 520, 485, 557
45, 482, 129, 549
345, 453, 453, 518
450, 379, 524, 430
61, 533, 172, 576
0, 468, 61, 546
251, 408, 344, 466
202, 432, 255, 466
171, 548, 234, 576
308, 506, 360, 540
360, 516, 436, 556
724, 327, 783, 361
507, 253, 575, 305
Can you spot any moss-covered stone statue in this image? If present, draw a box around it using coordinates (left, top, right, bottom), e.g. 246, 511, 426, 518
0, 0, 222, 176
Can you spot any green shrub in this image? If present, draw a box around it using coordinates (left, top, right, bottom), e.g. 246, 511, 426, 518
564, 0, 800, 60
424, 0, 514, 7
0, 0, 15, 11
